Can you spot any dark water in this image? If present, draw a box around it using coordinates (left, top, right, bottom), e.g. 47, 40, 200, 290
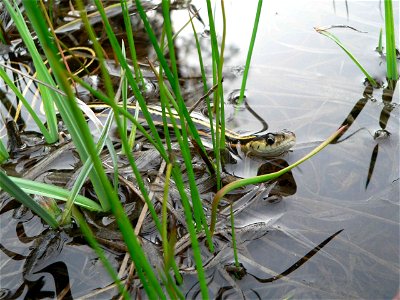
1, 0, 399, 298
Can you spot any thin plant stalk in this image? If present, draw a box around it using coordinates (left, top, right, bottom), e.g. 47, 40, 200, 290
377, 28, 383, 54
205, 0, 224, 189
72, 207, 129, 299
161, 0, 203, 231
3, 0, 59, 144
134, 0, 211, 168
162, 162, 173, 270
0, 139, 9, 163
230, 204, 240, 268
0, 66, 52, 141
384, 0, 399, 82
210, 126, 347, 235
60, 102, 116, 224
238, 0, 263, 105
156, 69, 210, 297
120, 0, 145, 87
315, 27, 378, 87
189, 11, 215, 150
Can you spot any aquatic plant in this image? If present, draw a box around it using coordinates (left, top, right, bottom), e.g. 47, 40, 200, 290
0, 0, 352, 298
315, 26, 378, 87
384, 0, 398, 84
377, 28, 383, 55
0, 139, 8, 163
238, 0, 263, 105
316, 0, 398, 88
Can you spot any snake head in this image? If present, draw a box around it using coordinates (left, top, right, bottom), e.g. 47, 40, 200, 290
245, 130, 296, 157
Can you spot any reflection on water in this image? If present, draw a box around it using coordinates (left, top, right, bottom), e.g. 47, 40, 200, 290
1, 0, 399, 298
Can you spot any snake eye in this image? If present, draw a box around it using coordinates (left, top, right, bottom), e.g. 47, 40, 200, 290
266, 134, 275, 145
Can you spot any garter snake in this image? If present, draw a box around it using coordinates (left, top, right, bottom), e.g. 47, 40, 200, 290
1, 46, 295, 157
89, 103, 296, 157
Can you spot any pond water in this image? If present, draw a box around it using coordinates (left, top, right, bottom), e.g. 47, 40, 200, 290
0, 0, 399, 299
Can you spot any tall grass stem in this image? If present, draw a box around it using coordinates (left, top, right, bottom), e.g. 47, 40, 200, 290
238, 0, 263, 105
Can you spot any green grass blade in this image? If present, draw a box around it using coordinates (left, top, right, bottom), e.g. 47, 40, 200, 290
384, 0, 399, 81
230, 204, 240, 268
3, 0, 59, 143
60, 108, 116, 224
0, 171, 58, 228
170, 165, 210, 299
134, 0, 175, 84
377, 28, 383, 54
0, 21, 7, 44
22, 0, 111, 211
0, 66, 52, 141
72, 207, 129, 299
161, 0, 203, 230
120, 0, 144, 87
0, 139, 9, 163
91, 0, 168, 158
238, 0, 263, 105
204, 0, 225, 189
84, 0, 164, 232
315, 27, 378, 87
6, 176, 103, 212
133, 1, 211, 164
189, 13, 215, 146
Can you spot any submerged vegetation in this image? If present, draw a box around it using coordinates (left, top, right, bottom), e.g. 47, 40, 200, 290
0, 0, 398, 298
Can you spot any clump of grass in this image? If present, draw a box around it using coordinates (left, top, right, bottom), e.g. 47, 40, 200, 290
315, 26, 378, 87
2, 0, 60, 144
0, 1, 352, 298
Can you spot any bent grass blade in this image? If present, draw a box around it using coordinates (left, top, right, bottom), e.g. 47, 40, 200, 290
0, 171, 58, 228
315, 26, 378, 87
210, 126, 348, 236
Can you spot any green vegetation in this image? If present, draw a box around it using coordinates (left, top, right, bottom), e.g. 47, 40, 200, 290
377, 28, 383, 54
0, 140, 8, 163
0, 0, 352, 298
238, 0, 263, 105
315, 26, 378, 87
316, 0, 398, 88
210, 126, 346, 236
384, 0, 398, 84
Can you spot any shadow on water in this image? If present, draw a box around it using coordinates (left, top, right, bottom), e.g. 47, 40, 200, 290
0, 0, 399, 299
332, 82, 397, 188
